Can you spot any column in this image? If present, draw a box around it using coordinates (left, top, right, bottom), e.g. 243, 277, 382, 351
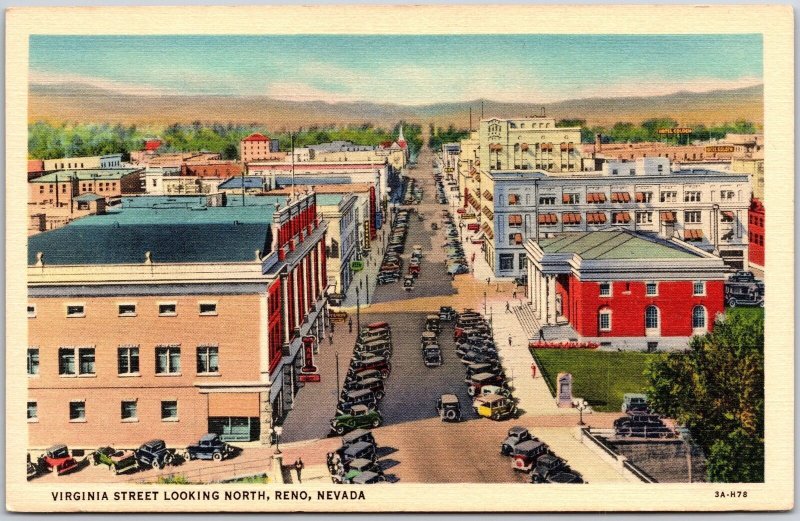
546, 275, 557, 325
280, 273, 290, 345
259, 391, 272, 445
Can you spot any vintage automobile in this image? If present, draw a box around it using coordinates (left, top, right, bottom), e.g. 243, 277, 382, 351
403, 275, 415, 291
377, 272, 400, 285
343, 458, 384, 483
134, 439, 174, 470
412, 244, 423, 255
341, 428, 376, 448
27, 457, 39, 480
436, 394, 462, 422
354, 338, 392, 356
185, 433, 241, 462
529, 454, 583, 484
621, 393, 649, 413
343, 377, 385, 400
614, 411, 673, 438
425, 315, 441, 333
474, 394, 518, 421
358, 329, 391, 343
447, 263, 469, 276
422, 344, 443, 367
421, 331, 438, 348
350, 470, 386, 484
342, 441, 377, 464
37, 445, 80, 475
363, 321, 391, 333
349, 356, 391, 378
331, 405, 383, 435
501, 426, 534, 456
725, 271, 765, 307
461, 350, 499, 366
92, 446, 139, 474
346, 369, 385, 385
467, 372, 505, 396
439, 306, 456, 322
337, 389, 379, 415
465, 362, 503, 383
511, 440, 549, 472
408, 263, 421, 277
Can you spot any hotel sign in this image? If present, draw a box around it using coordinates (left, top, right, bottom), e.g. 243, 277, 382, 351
657, 128, 693, 135
705, 145, 735, 153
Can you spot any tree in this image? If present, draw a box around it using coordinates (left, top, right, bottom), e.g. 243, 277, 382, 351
644, 311, 764, 482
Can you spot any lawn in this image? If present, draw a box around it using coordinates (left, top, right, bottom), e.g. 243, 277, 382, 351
531, 349, 656, 412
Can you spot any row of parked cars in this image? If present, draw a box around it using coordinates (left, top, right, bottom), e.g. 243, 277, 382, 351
330, 322, 394, 435
403, 178, 422, 205
27, 434, 241, 479
377, 210, 411, 285
330, 429, 389, 484
441, 211, 469, 276
434, 171, 448, 204
500, 427, 584, 483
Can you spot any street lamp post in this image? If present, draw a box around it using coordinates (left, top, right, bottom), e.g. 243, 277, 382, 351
366, 273, 369, 304
356, 287, 361, 332
335, 351, 341, 400
272, 425, 283, 454
575, 400, 589, 426
483, 291, 487, 315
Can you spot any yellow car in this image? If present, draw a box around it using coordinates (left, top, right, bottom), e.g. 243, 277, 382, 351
473, 394, 518, 421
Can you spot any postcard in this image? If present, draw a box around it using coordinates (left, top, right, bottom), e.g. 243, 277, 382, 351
5, 4, 794, 512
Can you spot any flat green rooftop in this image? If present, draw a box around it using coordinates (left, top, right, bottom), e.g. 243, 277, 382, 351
30, 168, 141, 182
538, 231, 699, 260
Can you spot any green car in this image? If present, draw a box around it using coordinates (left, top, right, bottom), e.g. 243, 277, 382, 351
92, 446, 139, 475
330, 404, 383, 435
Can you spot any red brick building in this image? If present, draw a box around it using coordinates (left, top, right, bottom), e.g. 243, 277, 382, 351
525, 231, 729, 350
240, 133, 277, 163
748, 198, 765, 270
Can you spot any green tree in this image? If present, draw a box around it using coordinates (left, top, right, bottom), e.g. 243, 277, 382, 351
645, 311, 764, 482
706, 428, 765, 483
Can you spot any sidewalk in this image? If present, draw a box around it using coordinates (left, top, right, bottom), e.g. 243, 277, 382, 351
338, 225, 390, 309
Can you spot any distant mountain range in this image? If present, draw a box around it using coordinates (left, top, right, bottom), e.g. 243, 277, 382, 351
29, 83, 763, 129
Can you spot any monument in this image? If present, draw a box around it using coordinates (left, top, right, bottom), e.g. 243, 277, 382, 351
557, 372, 573, 408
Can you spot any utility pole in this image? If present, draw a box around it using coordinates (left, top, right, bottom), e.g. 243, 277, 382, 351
355, 288, 361, 332
481, 101, 484, 119
290, 132, 296, 199
469, 107, 472, 132
334, 352, 340, 400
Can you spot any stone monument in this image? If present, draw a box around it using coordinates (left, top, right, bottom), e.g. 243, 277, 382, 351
556, 372, 573, 408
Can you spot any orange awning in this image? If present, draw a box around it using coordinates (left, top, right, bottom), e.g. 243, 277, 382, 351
661, 211, 676, 223
588, 212, 607, 224
513, 233, 523, 245
613, 212, 631, 224
684, 229, 703, 241
538, 213, 558, 225
508, 214, 522, 226
635, 192, 647, 203
563, 213, 582, 225
612, 192, 631, 203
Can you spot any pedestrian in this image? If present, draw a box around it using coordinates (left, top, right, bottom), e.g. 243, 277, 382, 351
348, 317, 353, 333
486, 277, 491, 286
539, 328, 545, 341
531, 363, 537, 378
330, 320, 335, 333
508, 336, 512, 347
505, 301, 511, 313
513, 290, 517, 300
294, 457, 304, 483
329, 332, 334, 345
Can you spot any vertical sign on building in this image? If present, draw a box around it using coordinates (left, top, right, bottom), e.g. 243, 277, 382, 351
363, 220, 371, 251
369, 186, 377, 240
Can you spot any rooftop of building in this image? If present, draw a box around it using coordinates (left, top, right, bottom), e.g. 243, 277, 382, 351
218, 176, 265, 189
538, 231, 700, 260
73, 193, 105, 202
266, 182, 374, 195
308, 141, 376, 152
242, 133, 271, 142
487, 166, 746, 181
29, 168, 143, 183
27, 195, 287, 266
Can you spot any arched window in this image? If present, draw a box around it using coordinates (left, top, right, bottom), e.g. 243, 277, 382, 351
692, 306, 707, 330
645, 306, 659, 329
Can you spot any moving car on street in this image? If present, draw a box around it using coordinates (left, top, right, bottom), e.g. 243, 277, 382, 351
91, 446, 139, 474
436, 394, 462, 422
425, 315, 441, 333
421, 331, 437, 348
331, 405, 383, 435
439, 306, 456, 321
422, 344, 443, 367
725, 271, 765, 307
185, 434, 241, 462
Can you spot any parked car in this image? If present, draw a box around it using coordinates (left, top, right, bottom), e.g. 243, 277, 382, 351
621, 393, 649, 413
403, 275, 415, 291
92, 446, 139, 474
474, 394, 518, 421
37, 445, 79, 475
467, 372, 505, 396
501, 426, 534, 456
725, 271, 765, 307
377, 272, 400, 285
436, 394, 462, 422
331, 405, 383, 435
461, 350, 499, 366
350, 470, 386, 484
342, 441, 377, 464
614, 411, 673, 438
344, 377, 385, 400
425, 315, 441, 333
423, 344, 443, 367
134, 439, 174, 470
354, 339, 392, 359
408, 264, 421, 277
185, 434, 240, 462
346, 369, 385, 385
349, 356, 391, 378
337, 389, 379, 415
529, 454, 583, 484
439, 306, 456, 321
465, 362, 503, 383
344, 458, 384, 483
341, 428, 376, 448
27, 456, 39, 480
511, 440, 549, 472
421, 331, 438, 348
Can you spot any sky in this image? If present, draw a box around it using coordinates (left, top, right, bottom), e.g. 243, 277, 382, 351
29, 34, 763, 105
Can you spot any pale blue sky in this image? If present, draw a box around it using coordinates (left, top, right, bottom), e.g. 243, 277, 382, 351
29, 34, 763, 105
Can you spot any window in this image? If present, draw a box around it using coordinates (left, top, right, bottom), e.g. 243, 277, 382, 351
118, 303, 136, 317
599, 282, 612, 297
657, 164, 664, 173
156, 346, 181, 374
646, 282, 658, 296
78, 348, 96, 375
158, 303, 177, 316
518, 253, 527, 271
508, 233, 524, 246
636, 191, 653, 203
199, 302, 218, 316
645, 306, 659, 330
27, 348, 39, 376
66, 304, 85, 317
720, 190, 736, 201
693, 281, 705, 296
197, 346, 219, 374
69, 401, 86, 422
499, 254, 514, 271
28, 402, 38, 422
508, 214, 522, 228
599, 310, 612, 331
692, 306, 707, 330
660, 191, 677, 203
684, 211, 702, 224
684, 191, 701, 202
27, 304, 36, 318
636, 212, 653, 224
58, 348, 76, 375
508, 194, 520, 205
118, 347, 140, 375
562, 193, 580, 204
121, 401, 138, 421
161, 401, 178, 421
539, 196, 556, 205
